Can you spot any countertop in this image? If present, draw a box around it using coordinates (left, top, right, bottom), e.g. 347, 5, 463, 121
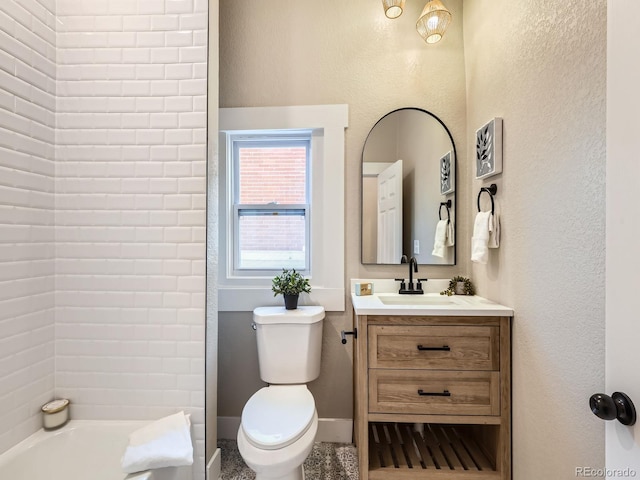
350, 279, 514, 317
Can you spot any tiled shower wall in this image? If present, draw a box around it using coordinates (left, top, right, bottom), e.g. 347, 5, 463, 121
0, 0, 207, 477
54, 0, 207, 476
0, 0, 57, 455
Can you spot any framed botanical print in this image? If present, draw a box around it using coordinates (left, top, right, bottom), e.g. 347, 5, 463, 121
440, 150, 454, 195
476, 117, 503, 179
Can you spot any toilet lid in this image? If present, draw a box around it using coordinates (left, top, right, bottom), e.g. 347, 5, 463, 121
241, 385, 315, 450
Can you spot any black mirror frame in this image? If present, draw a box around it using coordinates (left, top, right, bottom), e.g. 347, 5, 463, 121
360, 107, 457, 266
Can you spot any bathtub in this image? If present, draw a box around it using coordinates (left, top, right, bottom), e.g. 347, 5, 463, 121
0, 420, 192, 480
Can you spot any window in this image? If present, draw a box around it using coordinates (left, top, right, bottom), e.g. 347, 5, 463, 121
219, 104, 348, 312
231, 135, 311, 273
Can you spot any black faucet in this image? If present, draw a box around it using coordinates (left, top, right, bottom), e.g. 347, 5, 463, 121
409, 256, 418, 286
397, 255, 426, 294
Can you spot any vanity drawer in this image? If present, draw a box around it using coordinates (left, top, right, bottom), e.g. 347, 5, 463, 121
369, 369, 500, 416
368, 325, 499, 371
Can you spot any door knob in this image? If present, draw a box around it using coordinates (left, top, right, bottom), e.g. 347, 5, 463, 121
589, 392, 636, 426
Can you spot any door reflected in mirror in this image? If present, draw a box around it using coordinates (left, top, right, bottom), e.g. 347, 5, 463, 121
361, 108, 456, 265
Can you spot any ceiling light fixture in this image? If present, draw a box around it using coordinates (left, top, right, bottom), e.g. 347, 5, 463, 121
415, 0, 452, 44
382, 0, 406, 19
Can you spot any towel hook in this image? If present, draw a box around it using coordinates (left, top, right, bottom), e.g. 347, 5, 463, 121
439, 199, 451, 221
477, 184, 498, 215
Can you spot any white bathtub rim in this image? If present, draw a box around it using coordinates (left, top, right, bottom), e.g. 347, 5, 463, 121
0, 419, 193, 480
0, 420, 149, 468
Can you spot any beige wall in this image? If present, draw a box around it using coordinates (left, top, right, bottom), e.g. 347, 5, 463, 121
217, 0, 467, 419
464, 1, 606, 478
217, 2, 607, 476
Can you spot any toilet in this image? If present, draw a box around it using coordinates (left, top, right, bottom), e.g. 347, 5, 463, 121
237, 305, 325, 480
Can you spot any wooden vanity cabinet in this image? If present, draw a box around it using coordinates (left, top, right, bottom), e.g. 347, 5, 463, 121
353, 314, 511, 480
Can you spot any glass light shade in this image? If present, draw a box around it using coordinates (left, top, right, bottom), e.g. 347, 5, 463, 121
416, 0, 452, 44
382, 0, 405, 19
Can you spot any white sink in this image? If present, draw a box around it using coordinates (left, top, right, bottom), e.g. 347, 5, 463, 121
378, 295, 457, 306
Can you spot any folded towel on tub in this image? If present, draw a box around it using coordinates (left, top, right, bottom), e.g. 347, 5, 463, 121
121, 411, 193, 474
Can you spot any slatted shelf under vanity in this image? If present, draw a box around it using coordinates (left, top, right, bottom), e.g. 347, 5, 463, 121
368, 423, 500, 479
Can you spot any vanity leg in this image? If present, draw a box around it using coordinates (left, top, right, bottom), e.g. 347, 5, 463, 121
499, 316, 512, 479
354, 313, 369, 479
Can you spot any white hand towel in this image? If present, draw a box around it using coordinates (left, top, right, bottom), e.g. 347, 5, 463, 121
445, 220, 455, 247
432, 219, 448, 257
121, 411, 194, 474
471, 211, 492, 264
488, 214, 500, 248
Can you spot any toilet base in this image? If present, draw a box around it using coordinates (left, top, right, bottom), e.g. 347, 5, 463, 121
238, 411, 318, 480
255, 464, 305, 480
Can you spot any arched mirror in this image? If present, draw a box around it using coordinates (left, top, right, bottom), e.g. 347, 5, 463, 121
361, 108, 456, 265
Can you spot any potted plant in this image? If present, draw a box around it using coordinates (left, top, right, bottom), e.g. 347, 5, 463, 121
271, 268, 311, 310
440, 275, 475, 296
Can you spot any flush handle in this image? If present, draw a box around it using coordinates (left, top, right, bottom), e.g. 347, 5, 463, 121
341, 329, 357, 344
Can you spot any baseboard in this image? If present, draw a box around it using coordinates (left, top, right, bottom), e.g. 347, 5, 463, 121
206, 447, 221, 480
316, 417, 353, 443
218, 416, 352, 443
218, 416, 241, 441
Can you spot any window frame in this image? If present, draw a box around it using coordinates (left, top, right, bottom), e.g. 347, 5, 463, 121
218, 105, 348, 312
230, 134, 312, 276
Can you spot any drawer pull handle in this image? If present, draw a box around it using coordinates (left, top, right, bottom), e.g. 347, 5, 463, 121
417, 344, 451, 351
418, 389, 451, 397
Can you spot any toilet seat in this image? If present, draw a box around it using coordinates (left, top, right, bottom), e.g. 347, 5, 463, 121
241, 385, 315, 450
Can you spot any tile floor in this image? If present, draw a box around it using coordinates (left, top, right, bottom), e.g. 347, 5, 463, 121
218, 439, 359, 480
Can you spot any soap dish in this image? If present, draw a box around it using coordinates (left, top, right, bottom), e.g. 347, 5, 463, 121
41, 399, 70, 430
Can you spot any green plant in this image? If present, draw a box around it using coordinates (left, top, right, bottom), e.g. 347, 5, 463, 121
440, 275, 475, 296
271, 268, 311, 296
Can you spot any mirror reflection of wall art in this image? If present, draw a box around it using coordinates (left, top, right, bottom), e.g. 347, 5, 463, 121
440, 151, 454, 194
476, 117, 503, 179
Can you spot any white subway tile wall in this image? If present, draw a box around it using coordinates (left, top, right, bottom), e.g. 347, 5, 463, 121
55, 1, 207, 478
0, 1, 207, 478
0, 0, 57, 456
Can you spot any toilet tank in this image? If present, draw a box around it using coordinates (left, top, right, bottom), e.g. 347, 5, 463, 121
253, 306, 325, 384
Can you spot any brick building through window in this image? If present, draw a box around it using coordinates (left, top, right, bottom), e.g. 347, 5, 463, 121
234, 140, 309, 270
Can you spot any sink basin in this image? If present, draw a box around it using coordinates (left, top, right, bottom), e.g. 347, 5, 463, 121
378, 295, 457, 306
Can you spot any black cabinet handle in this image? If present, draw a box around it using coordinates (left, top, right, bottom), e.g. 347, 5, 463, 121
418, 389, 451, 397
417, 345, 450, 351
